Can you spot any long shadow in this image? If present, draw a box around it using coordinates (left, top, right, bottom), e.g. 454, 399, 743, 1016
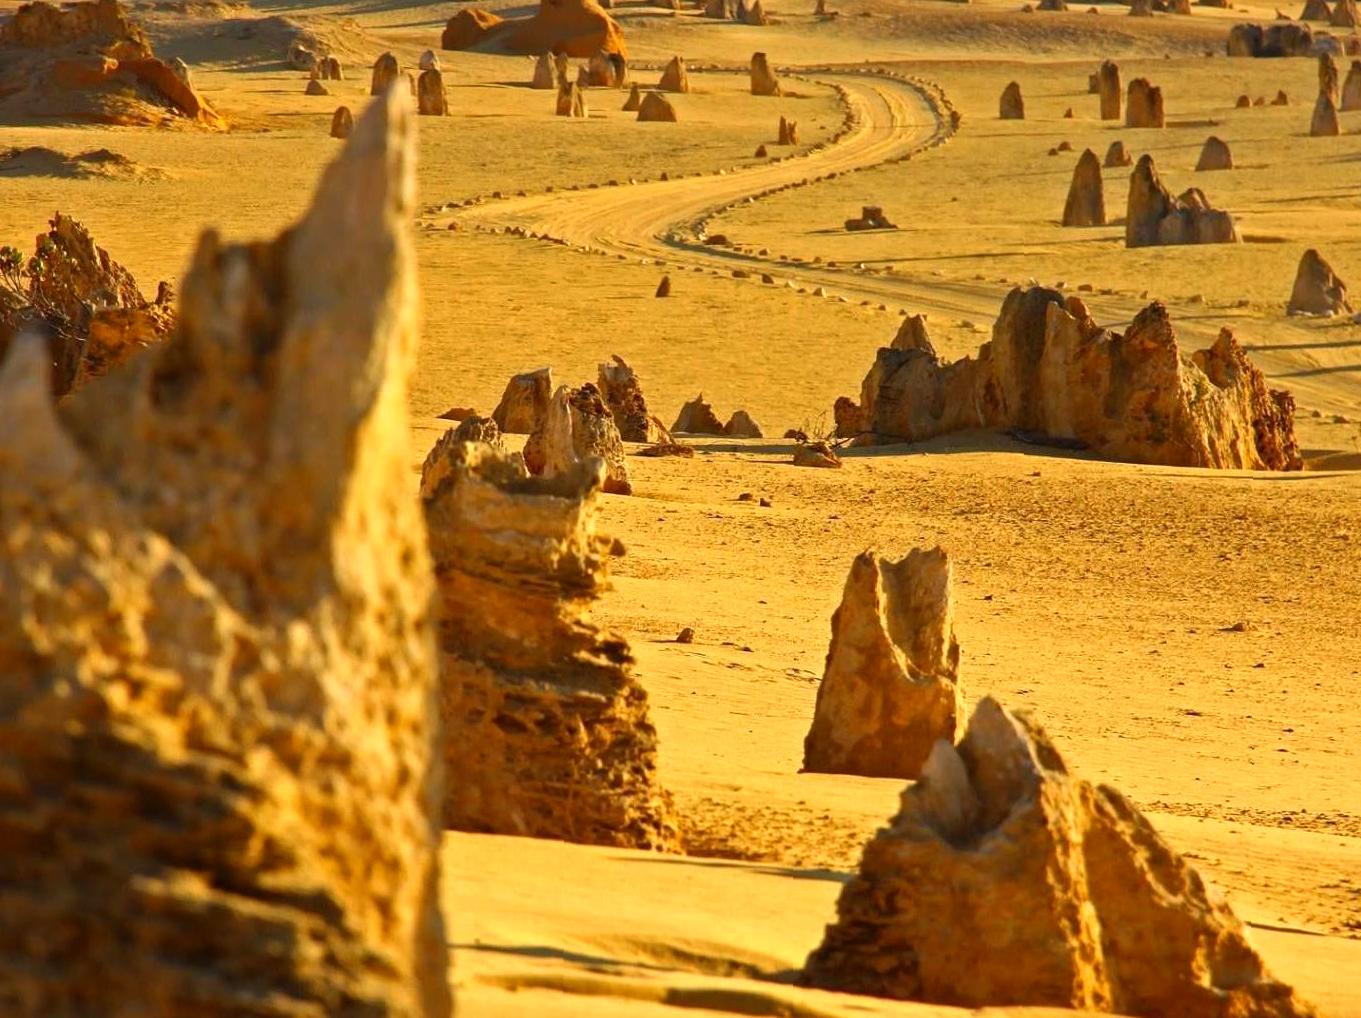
1278, 363, 1361, 378
612, 853, 852, 884
1246, 339, 1361, 352
452, 942, 683, 974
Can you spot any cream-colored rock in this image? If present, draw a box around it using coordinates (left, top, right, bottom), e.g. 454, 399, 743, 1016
531, 51, 557, 88
0, 89, 450, 1018
999, 80, 1024, 118
371, 51, 400, 94
723, 409, 764, 437
419, 48, 441, 71
832, 286, 1300, 470
637, 90, 677, 121
1310, 91, 1341, 135
803, 548, 963, 779
672, 392, 726, 433
421, 438, 679, 850
1126, 76, 1164, 126
1127, 154, 1238, 247
792, 440, 842, 468
1097, 58, 1121, 119
417, 67, 449, 115
751, 50, 781, 95
1062, 148, 1105, 226
658, 54, 690, 91
492, 365, 553, 433
1288, 248, 1351, 315
1195, 134, 1233, 170
802, 697, 1316, 1018
529, 383, 633, 495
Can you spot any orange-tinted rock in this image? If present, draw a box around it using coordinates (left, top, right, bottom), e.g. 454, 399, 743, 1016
1104, 138, 1132, 166
421, 438, 679, 850
442, 0, 626, 59
529, 383, 633, 495
532, 51, 557, 88
622, 82, 641, 109
672, 393, 725, 434
1126, 76, 1164, 126
1227, 21, 1314, 55
658, 54, 690, 91
1302, 0, 1332, 17
802, 698, 1315, 1018
778, 113, 798, 143
371, 51, 400, 95
1288, 248, 1351, 315
723, 409, 764, 437
751, 50, 781, 95
306, 77, 329, 95
417, 67, 448, 115
1320, 51, 1341, 101
637, 90, 677, 121
1332, 0, 1358, 25
803, 547, 962, 779
331, 103, 353, 137
1311, 91, 1341, 134
492, 366, 554, 434
441, 7, 504, 49
0, 89, 451, 1018
598, 354, 660, 442
1062, 148, 1105, 226
999, 80, 1024, 118
1127, 154, 1238, 246
1196, 135, 1233, 170
1097, 59, 1121, 119
556, 79, 587, 116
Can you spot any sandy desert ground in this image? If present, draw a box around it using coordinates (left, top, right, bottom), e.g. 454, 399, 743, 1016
3, 0, 1360, 1013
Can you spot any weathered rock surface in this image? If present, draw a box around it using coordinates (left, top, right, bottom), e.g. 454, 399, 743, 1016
803, 547, 963, 779
557, 79, 588, 116
586, 47, 625, 86
1195, 134, 1233, 169
441, 0, 626, 59
803, 697, 1317, 1018
1288, 248, 1351, 315
1320, 52, 1341, 102
1343, 59, 1361, 108
744, 0, 771, 24
1129, 0, 1153, 15
1104, 138, 1132, 166
1332, 0, 1358, 25
527, 383, 633, 495
306, 77, 329, 95
672, 393, 726, 434
778, 114, 799, 143
597, 354, 660, 442
1, 212, 174, 396
832, 286, 1300, 470
0, 89, 451, 1018
1310, 91, 1341, 134
422, 438, 678, 850
793, 440, 842, 468
637, 90, 677, 121
331, 103, 353, 137
751, 50, 781, 95
0, 0, 224, 128
1126, 76, 1164, 127
419, 48, 441, 71
1302, 0, 1332, 17
318, 55, 343, 80
1097, 59, 1121, 119
371, 51, 400, 94
493, 365, 553, 434
1227, 21, 1314, 55
659, 54, 690, 91
999, 80, 1025, 118
1062, 148, 1105, 227
1127, 154, 1238, 247
723, 409, 764, 437
845, 205, 896, 230
417, 67, 448, 114
532, 51, 557, 88
622, 82, 642, 109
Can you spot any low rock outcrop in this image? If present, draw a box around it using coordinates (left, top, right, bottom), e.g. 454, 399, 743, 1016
637, 90, 677, 121
803, 547, 963, 780
1127, 154, 1237, 246
1061, 148, 1105, 226
417, 67, 448, 115
845, 205, 896, 230
793, 440, 842, 468
672, 393, 725, 434
556, 79, 588, 116
493, 365, 553, 433
724, 409, 764, 437
623, 82, 641, 109
1195, 134, 1233, 169
832, 287, 1300, 470
802, 698, 1315, 1018
1097, 59, 1121, 120
441, 0, 626, 59
1104, 139, 1132, 166
751, 51, 781, 95
1, 212, 174, 396
422, 438, 678, 850
1288, 248, 1351, 314
999, 80, 1025, 119
598, 354, 661, 442
1227, 21, 1314, 55
0, 0, 224, 128
658, 54, 690, 91
331, 103, 353, 137
527, 383, 632, 494
0, 89, 451, 1018
1126, 77, 1164, 127
1310, 91, 1341, 134
306, 78, 329, 96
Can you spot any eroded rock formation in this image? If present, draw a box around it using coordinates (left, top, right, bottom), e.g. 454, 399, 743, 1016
417, 67, 448, 115
1288, 248, 1351, 315
1227, 21, 1314, 56
422, 437, 678, 850
803, 547, 963, 779
557, 79, 588, 116
1127, 154, 1238, 247
0, 89, 451, 1018
1195, 135, 1233, 170
492, 365, 553, 433
1097, 59, 1121, 120
1320, 52, 1341, 102
371, 51, 400, 94
659, 55, 690, 91
672, 393, 725, 434
1062, 148, 1105, 227
1310, 91, 1341, 135
598, 354, 661, 442
724, 409, 764, 437
778, 114, 799, 143
1332, 0, 1358, 25
532, 51, 557, 88
638, 90, 677, 121
1303, 0, 1332, 17
1104, 139, 1132, 166
331, 103, 353, 137
802, 697, 1316, 1018
1126, 77, 1164, 127
623, 82, 641, 109
527, 383, 633, 494
999, 80, 1025, 119
751, 51, 781, 95
832, 287, 1300, 470
1343, 59, 1361, 108
440, 0, 626, 59
0, 0, 224, 128
1, 212, 174, 396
